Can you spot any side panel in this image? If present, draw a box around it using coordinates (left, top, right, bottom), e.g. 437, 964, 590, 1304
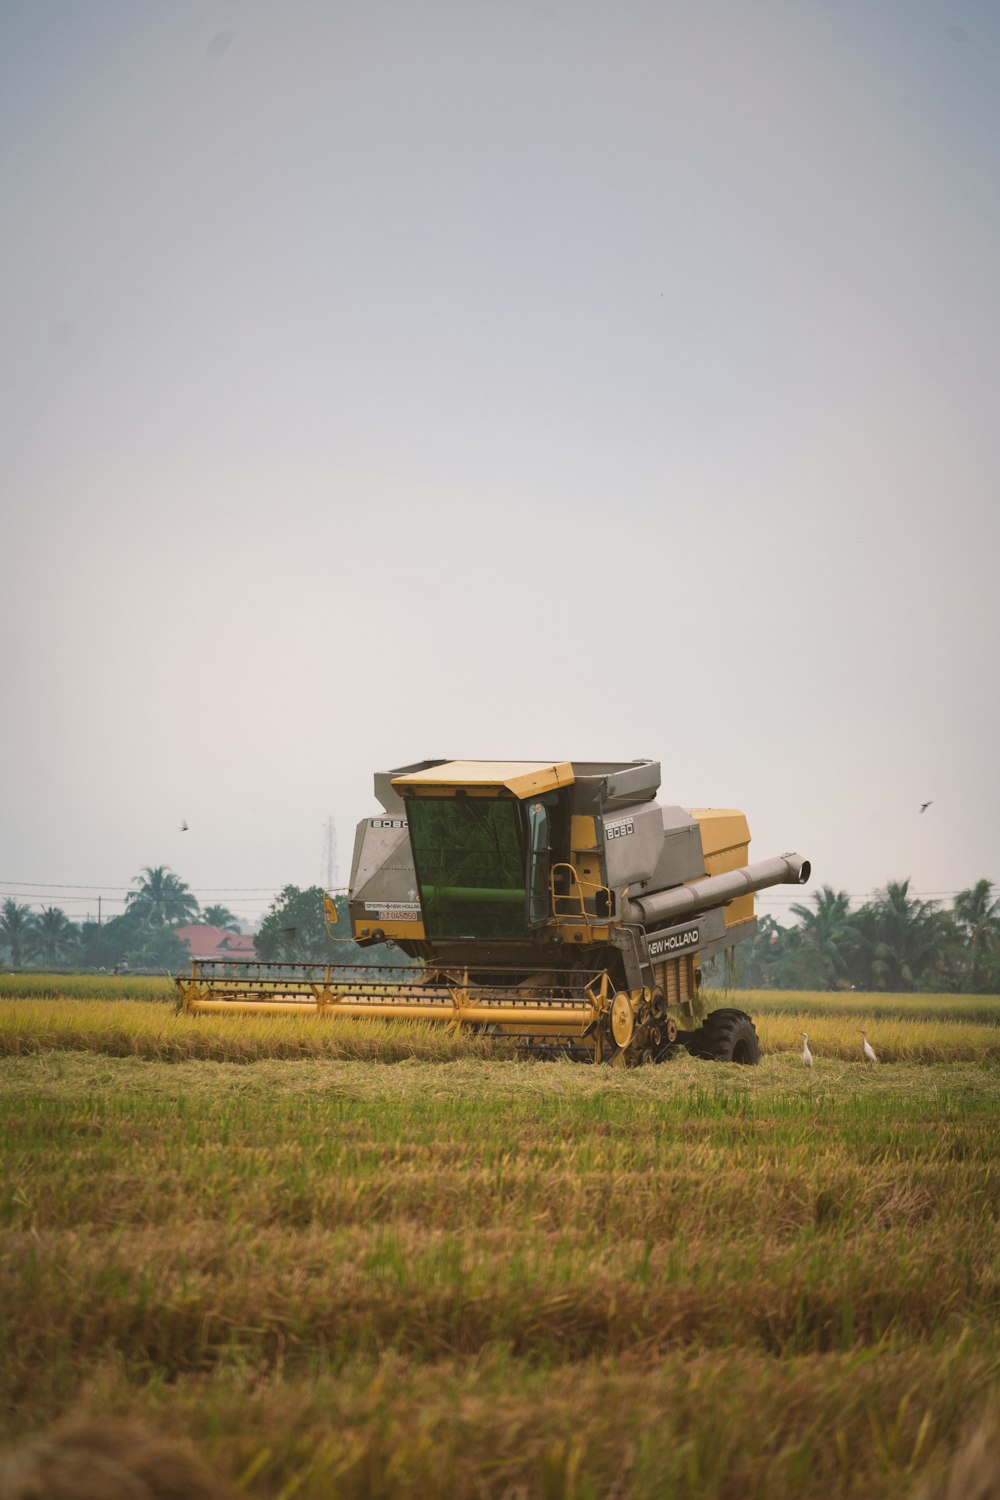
647, 806, 707, 890
644, 909, 727, 962
653, 954, 697, 1012
601, 802, 666, 892
641, 908, 755, 963
349, 817, 425, 940
686, 809, 753, 927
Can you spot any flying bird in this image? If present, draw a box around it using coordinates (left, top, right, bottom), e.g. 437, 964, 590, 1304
919, 801, 932, 814
206, 29, 237, 61
180, 819, 189, 832
860, 1030, 878, 1063
801, 1031, 813, 1068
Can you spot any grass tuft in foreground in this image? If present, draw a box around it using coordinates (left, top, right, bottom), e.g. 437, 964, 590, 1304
2, 1006, 999, 1498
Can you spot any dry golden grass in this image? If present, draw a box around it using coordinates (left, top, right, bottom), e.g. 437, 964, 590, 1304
0, 1414, 235, 1500
0, 972, 175, 1002
732, 987, 1000, 1022
755, 1010, 1000, 1063
2, 978, 998, 1497
0, 997, 500, 1063
2, 1029, 999, 1498
8, 1344, 996, 1500
3, 986, 998, 1065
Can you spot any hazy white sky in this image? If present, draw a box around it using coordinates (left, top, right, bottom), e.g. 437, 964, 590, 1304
2, 0, 998, 929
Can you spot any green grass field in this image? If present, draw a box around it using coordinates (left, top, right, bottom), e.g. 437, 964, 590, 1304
1, 980, 998, 1497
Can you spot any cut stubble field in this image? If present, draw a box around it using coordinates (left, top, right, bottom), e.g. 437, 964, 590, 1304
0, 981, 998, 1498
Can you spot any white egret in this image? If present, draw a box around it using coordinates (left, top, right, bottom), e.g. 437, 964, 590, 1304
801, 1032, 813, 1068
860, 1030, 878, 1063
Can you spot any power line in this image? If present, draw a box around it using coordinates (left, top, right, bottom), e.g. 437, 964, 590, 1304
3, 879, 987, 906
0, 881, 286, 892
751, 892, 971, 903
0, 881, 130, 892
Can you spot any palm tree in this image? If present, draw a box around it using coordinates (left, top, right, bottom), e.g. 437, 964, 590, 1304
125, 867, 199, 927
29, 906, 80, 967
0, 900, 36, 967
202, 904, 240, 932
862, 879, 951, 991
953, 880, 1000, 992
789, 885, 856, 989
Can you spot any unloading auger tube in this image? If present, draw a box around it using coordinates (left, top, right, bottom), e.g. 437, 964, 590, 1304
175, 758, 811, 1065
622, 853, 811, 928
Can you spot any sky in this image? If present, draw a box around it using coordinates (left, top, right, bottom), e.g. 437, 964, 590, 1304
2, 0, 998, 931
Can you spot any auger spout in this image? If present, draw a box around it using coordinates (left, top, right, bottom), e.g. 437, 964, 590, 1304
623, 853, 811, 929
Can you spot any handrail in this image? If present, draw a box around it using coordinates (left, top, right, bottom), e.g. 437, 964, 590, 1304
549, 862, 613, 929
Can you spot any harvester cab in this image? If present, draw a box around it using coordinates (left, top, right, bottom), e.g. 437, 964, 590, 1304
177, 758, 810, 1066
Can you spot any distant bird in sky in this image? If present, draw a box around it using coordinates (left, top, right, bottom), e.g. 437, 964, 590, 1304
919, 801, 932, 814
860, 1030, 878, 1063
801, 1031, 813, 1068
180, 820, 189, 832
206, 29, 237, 62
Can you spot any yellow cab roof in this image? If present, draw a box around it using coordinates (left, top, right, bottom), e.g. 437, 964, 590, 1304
392, 760, 575, 798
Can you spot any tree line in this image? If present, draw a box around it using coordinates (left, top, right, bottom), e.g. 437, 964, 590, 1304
0, 866, 243, 970
2, 868, 998, 991
705, 878, 1000, 993
0, 867, 372, 971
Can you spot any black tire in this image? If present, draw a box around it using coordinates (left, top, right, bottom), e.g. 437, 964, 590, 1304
684, 1008, 760, 1065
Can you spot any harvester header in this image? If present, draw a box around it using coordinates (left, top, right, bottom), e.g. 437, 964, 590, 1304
177, 757, 810, 1066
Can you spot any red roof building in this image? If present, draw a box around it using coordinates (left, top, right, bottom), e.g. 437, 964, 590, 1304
175, 925, 257, 962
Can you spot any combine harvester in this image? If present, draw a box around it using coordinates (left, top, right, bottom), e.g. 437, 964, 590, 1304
176, 759, 810, 1065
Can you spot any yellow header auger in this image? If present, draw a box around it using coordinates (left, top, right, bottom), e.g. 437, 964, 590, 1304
176, 759, 810, 1065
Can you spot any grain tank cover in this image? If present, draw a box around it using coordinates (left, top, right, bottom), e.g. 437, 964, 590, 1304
567, 761, 661, 814
392, 761, 575, 798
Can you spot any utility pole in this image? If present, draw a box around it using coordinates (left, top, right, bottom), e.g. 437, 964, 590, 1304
98, 895, 102, 928
322, 815, 339, 890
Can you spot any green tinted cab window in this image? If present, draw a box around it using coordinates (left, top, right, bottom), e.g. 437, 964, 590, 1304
407, 797, 525, 939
